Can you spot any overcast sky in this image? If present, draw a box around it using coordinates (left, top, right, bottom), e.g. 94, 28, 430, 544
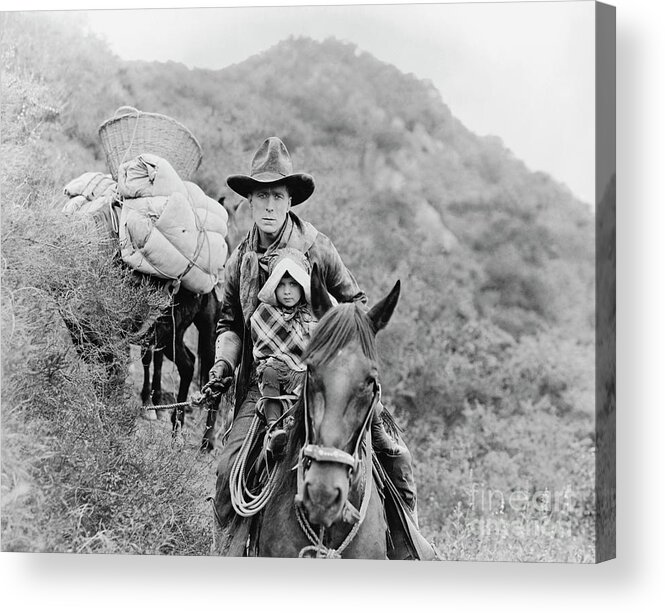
29, 1, 596, 204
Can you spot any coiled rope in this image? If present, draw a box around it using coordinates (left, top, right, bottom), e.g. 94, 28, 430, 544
229, 413, 280, 517
228, 396, 298, 518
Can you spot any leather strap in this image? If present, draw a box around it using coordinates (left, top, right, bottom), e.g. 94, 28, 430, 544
302, 444, 355, 467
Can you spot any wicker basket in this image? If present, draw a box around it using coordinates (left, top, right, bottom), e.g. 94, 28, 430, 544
98, 106, 203, 181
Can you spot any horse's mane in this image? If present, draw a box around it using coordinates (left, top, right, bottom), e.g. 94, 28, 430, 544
302, 302, 378, 367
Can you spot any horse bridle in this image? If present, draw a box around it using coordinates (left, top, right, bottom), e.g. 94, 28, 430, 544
295, 369, 381, 510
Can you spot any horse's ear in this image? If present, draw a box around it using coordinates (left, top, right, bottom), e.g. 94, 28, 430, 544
368, 280, 401, 334
219, 196, 242, 216
311, 263, 333, 319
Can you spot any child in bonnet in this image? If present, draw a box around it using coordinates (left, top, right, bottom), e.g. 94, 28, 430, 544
250, 247, 404, 463
250, 248, 316, 455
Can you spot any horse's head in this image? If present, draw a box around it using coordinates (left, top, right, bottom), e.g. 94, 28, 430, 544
297, 264, 400, 527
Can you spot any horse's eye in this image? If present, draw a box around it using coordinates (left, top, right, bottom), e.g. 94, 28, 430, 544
360, 376, 375, 392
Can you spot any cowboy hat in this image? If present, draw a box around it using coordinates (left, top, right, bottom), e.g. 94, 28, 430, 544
226, 137, 315, 206
258, 248, 312, 307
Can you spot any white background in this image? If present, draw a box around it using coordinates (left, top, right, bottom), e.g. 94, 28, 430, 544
1, 1, 662, 611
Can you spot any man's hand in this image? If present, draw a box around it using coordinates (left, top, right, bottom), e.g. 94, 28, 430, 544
203, 360, 233, 396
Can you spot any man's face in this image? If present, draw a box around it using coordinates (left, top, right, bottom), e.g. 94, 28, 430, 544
249, 184, 291, 242
275, 273, 303, 308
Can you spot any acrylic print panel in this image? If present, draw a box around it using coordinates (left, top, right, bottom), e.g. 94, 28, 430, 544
0, 0, 615, 562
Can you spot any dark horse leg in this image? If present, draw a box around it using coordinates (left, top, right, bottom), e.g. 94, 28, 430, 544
140, 347, 153, 406
140, 346, 157, 421
194, 291, 222, 452
145, 287, 221, 447
155, 289, 200, 436
160, 325, 196, 434
141, 344, 166, 419
152, 349, 164, 407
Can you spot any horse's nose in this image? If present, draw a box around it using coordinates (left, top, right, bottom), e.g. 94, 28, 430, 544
303, 482, 343, 527
305, 482, 342, 509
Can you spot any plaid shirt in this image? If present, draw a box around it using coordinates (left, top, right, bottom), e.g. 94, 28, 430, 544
250, 302, 316, 372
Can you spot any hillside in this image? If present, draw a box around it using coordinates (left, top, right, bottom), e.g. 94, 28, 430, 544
1, 12, 595, 561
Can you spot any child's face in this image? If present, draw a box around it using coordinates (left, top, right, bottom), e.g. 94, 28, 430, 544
275, 273, 303, 308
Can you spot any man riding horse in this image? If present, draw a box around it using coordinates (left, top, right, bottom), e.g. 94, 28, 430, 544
207, 137, 420, 556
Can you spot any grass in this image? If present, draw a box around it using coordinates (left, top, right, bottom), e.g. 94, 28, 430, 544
1, 64, 220, 555
1, 377, 221, 555
406, 405, 596, 562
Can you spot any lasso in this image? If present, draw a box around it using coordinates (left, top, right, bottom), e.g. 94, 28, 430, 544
228, 396, 296, 517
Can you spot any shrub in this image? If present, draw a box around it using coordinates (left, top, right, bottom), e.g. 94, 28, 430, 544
1, 50, 213, 556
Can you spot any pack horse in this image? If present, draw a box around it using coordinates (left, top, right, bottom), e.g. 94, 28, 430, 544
60, 107, 234, 450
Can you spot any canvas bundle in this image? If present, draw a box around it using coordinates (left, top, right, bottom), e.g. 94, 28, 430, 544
117, 153, 189, 199
117, 153, 228, 294
64, 172, 116, 200
62, 171, 117, 216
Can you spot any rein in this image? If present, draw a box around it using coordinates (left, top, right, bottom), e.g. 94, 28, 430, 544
293, 372, 381, 558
